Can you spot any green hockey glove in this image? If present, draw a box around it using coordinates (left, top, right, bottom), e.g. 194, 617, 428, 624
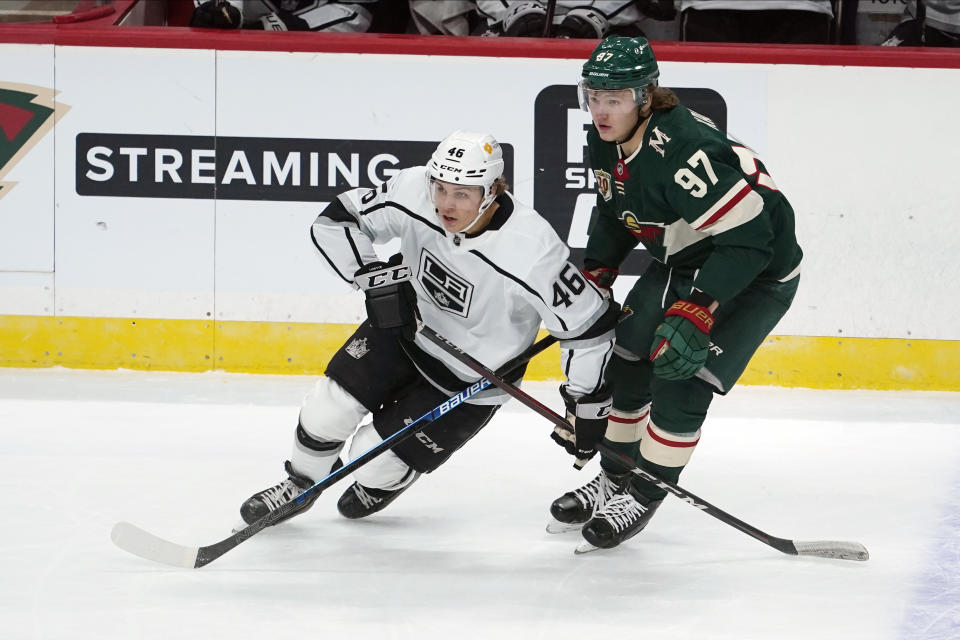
650, 298, 715, 380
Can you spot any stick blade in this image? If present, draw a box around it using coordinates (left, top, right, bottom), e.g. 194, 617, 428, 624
111, 521, 200, 568
793, 540, 870, 561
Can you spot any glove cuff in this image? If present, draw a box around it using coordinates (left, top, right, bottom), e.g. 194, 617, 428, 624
665, 300, 715, 334
560, 384, 612, 420
354, 255, 412, 291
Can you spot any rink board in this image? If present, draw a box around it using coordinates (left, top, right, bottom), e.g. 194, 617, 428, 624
2, 314, 959, 391
1, 33, 959, 389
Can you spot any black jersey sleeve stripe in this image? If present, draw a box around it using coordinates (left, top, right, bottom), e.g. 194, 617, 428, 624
360, 200, 445, 235
592, 347, 614, 395
310, 224, 352, 284
468, 250, 569, 332
343, 227, 366, 267
319, 198, 359, 224
571, 299, 620, 341
310, 12, 358, 31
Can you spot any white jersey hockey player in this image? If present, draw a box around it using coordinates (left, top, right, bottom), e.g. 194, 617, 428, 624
239, 130, 619, 524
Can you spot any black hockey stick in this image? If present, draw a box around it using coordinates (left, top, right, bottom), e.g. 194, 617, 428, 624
111, 330, 558, 568
542, 0, 557, 37
420, 327, 869, 562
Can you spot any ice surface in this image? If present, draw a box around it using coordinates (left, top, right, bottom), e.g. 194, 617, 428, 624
0, 368, 957, 640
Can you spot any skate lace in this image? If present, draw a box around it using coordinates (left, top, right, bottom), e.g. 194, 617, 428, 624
259, 479, 301, 511
573, 472, 617, 512
353, 484, 382, 509
594, 492, 647, 533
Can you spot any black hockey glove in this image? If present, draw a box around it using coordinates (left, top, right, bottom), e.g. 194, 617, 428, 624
500, 1, 547, 37
354, 254, 420, 341
189, 0, 241, 28
555, 7, 609, 39
551, 385, 612, 470
635, 0, 678, 22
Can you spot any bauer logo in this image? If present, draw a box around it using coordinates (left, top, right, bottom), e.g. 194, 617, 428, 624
1, 84, 68, 200
532, 85, 727, 276
75, 134, 513, 202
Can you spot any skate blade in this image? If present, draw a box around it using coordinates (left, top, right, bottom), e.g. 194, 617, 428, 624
546, 519, 583, 534
231, 519, 250, 534
574, 541, 602, 555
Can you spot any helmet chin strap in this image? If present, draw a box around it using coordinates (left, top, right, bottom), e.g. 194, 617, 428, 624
451, 200, 492, 237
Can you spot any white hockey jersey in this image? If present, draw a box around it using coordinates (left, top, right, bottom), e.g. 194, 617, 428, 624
311, 166, 616, 405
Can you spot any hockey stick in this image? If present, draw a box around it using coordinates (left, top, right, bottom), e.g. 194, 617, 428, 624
419, 327, 870, 562
542, 0, 557, 37
111, 330, 558, 568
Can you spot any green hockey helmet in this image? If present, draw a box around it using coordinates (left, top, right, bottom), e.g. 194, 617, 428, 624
579, 36, 659, 112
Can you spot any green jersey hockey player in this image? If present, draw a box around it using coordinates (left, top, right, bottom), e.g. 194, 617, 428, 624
548, 36, 803, 553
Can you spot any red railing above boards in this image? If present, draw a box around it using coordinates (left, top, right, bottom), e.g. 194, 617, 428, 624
52, 6, 115, 25
1, 22, 959, 69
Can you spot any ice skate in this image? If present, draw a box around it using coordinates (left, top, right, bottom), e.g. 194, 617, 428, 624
546, 469, 625, 534
575, 486, 663, 554
239, 460, 317, 526
337, 479, 416, 519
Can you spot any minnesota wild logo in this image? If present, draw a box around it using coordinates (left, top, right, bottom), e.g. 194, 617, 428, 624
621, 210, 664, 244
0, 84, 68, 199
621, 210, 642, 231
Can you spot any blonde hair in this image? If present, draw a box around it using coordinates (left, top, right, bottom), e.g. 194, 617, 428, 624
492, 175, 510, 196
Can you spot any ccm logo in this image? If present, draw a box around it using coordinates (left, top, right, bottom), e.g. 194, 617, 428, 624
363, 265, 411, 289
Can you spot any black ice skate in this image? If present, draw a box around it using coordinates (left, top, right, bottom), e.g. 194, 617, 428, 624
546, 470, 626, 534
239, 460, 317, 526
576, 486, 663, 553
337, 480, 415, 519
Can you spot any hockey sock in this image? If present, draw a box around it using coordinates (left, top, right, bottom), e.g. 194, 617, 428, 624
631, 417, 700, 500
630, 457, 683, 502
600, 438, 640, 475
599, 406, 649, 476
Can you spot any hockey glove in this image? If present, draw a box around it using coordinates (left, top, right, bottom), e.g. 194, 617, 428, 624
500, 1, 547, 37
582, 262, 619, 300
649, 296, 715, 381
189, 0, 241, 28
555, 7, 609, 39
354, 254, 420, 341
551, 385, 612, 470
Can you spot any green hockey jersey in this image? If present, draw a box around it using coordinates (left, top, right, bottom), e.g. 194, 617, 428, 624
585, 103, 802, 304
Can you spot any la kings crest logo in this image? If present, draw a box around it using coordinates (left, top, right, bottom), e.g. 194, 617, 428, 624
418, 249, 473, 317
0, 84, 68, 199
345, 337, 369, 359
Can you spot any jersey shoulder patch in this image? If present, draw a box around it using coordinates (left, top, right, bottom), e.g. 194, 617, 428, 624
594, 169, 613, 201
